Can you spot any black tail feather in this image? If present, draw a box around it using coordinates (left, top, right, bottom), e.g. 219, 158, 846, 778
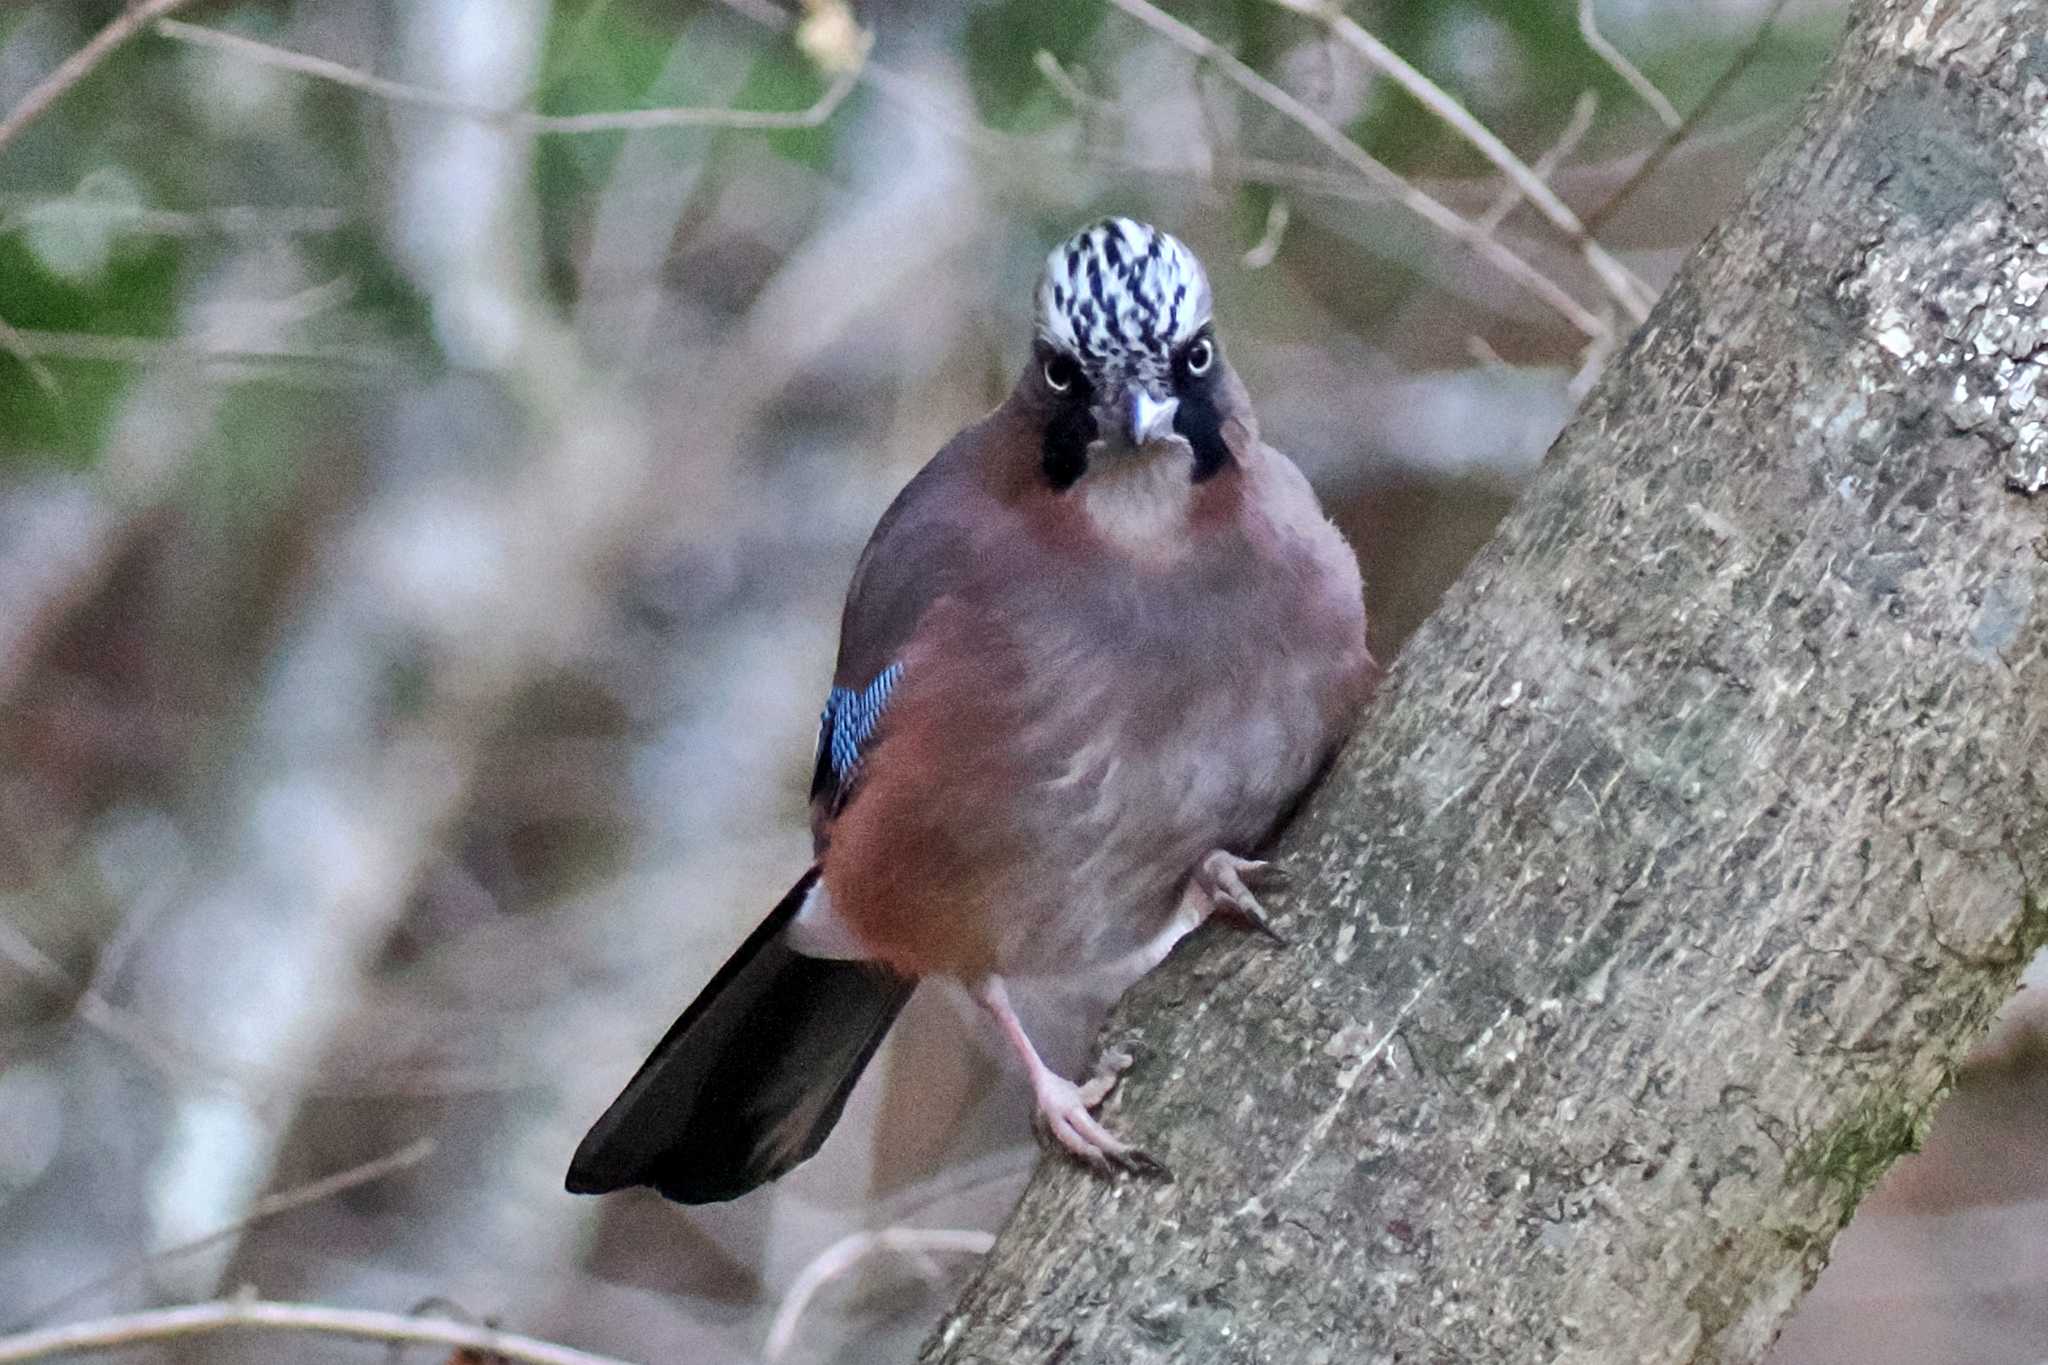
566, 869, 915, 1204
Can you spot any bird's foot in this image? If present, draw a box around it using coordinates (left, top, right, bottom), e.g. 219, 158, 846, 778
1031, 1048, 1168, 1179
1195, 850, 1291, 943
977, 975, 1169, 1180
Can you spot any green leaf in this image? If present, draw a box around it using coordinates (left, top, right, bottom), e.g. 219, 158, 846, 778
966, 0, 1109, 133
727, 44, 844, 170
0, 231, 183, 469
534, 0, 675, 186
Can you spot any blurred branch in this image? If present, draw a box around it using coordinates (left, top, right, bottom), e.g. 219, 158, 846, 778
154, 17, 863, 135
127, 0, 703, 1300
391, 5, 786, 1295
9, 1139, 436, 1332
0, 1297, 631, 1365
1584, 0, 1795, 235
0, 313, 61, 400
0, 248, 340, 724
766, 1228, 995, 1361
1478, 90, 1599, 234
571, 10, 762, 355
1578, 0, 1682, 129
0, 918, 228, 1092
1033, 50, 1115, 117
846, 43, 1779, 245
1264, 0, 1657, 321
858, 61, 1029, 162
712, 0, 1631, 343
0, 0, 195, 157
1103, 0, 1612, 340
0, 195, 348, 238
1, 901, 530, 1101
1240, 196, 1291, 269
0, 328, 401, 376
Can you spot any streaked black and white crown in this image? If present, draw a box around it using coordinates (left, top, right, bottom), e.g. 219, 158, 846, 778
1034, 218, 1213, 383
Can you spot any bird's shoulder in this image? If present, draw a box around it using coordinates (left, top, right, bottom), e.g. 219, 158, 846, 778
1240, 441, 1364, 598
830, 403, 1035, 689
808, 403, 1049, 823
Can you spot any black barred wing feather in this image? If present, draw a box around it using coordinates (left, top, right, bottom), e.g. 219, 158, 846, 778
810, 662, 903, 812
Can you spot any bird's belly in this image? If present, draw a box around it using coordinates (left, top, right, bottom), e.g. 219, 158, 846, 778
985, 674, 1332, 976
822, 557, 1366, 983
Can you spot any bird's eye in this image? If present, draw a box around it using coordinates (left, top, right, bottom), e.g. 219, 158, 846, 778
1043, 354, 1080, 393
1184, 337, 1214, 376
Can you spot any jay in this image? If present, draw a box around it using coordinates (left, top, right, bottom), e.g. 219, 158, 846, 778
567, 218, 1372, 1203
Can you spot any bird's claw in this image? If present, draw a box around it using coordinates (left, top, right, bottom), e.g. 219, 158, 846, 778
1074, 1047, 1131, 1107
1031, 1049, 1170, 1181
1197, 850, 1291, 944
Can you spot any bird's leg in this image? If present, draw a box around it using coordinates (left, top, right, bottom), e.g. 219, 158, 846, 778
1091, 851, 1293, 985
1095, 884, 1209, 981
1192, 849, 1292, 943
964, 856, 1287, 1176
972, 976, 1161, 1176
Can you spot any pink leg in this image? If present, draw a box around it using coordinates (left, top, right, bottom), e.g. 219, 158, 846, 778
973, 976, 1162, 1175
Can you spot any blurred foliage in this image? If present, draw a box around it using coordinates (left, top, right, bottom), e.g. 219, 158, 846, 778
966, 0, 1109, 130
539, 1, 680, 184
0, 0, 1846, 475
0, 230, 180, 464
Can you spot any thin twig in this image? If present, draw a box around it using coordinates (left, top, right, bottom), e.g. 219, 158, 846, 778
153, 18, 861, 134
1264, 0, 1656, 321
1208, 111, 1776, 229
1104, 0, 1609, 340
155, 20, 492, 117
714, 0, 1748, 226
765, 1228, 996, 1361
1242, 196, 1292, 269
1583, 0, 1794, 235
0, 0, 196, 157
0, 919, 86, 1000
710, 0, 1020, 161
0, 312, 63, 399
0, 920, 229, 1090
1, 327, 399, 372
1479, 90, 1599, 234
0, 195, 348, 238
1570, 327, 1620, 402
1466, 334, 1508, 369
1578, 0, 1681, 129
0, 1297, 630, 1365
10, 1140, 436, 1332
0, 917, 509, 1101
1035, 50, 1115, 116
526, 63, 859, 133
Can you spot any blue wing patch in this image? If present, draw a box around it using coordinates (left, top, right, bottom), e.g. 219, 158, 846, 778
812, 662, 903, 803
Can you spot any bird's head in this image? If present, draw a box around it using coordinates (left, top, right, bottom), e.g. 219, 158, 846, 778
1029, 218, 1244, 490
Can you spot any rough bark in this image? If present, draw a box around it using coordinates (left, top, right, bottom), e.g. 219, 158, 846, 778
923, 1, 2048, 1361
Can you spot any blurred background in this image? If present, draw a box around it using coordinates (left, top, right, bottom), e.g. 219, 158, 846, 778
1, 0, 2041, 1360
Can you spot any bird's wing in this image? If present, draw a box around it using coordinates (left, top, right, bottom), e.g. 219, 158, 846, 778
809, 661, 907, 812
809, 427, 1005, 821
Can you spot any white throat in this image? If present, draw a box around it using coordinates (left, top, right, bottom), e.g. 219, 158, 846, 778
1081, 445, 1194, 564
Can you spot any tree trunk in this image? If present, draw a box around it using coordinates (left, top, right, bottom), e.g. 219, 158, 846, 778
923, 1, 2048, 1360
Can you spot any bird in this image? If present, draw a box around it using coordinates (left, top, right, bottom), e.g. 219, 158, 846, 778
566, 217, 1373, 1204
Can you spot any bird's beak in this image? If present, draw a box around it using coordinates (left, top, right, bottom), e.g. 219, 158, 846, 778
1124, 386, 1179, 448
